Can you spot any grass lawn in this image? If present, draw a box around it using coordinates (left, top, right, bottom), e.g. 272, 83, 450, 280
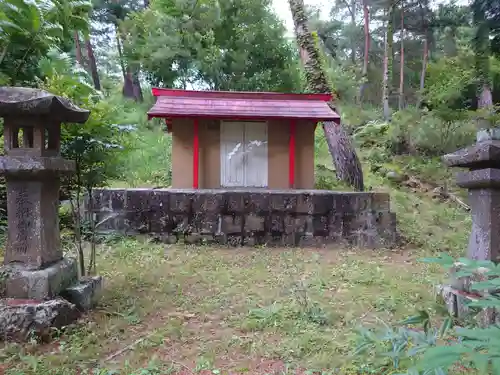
1, 240, 443, 375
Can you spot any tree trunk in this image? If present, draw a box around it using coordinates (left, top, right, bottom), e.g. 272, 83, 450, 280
417, 1, 429, 107
382, 3, 394, 121
478, 85, 493, 108
359, 0, 370, 102
74, 31, 83, 65
132, 69, 143, 102
288, 0, 364, 191
116, 25, 143, 102
123, 67, 136, 99
85, 38, 101, 90
350, 0, 356, 64
418, 36, 428, 107
398, 3, 405, 111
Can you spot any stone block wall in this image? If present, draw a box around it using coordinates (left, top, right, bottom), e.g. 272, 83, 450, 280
87, 188, 398, 248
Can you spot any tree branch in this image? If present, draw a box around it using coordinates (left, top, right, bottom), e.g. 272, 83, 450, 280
340, 0, 355, 20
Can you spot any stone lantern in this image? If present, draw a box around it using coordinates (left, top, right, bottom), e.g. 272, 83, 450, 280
442, 128, 500, 325
0, 87, 89, 300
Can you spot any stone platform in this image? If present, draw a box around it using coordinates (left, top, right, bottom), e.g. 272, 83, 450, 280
87, 188, 398, 248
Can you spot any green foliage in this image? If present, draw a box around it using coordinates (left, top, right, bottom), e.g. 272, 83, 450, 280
353, 311, 453, 375
338, 103, 382, 130
352, 107, 476, 158
41, 73, 124, 193
392, 108, 475, 155
0, 0, 90, 84
424, 55, 476, 114
122, 0, 301, 92
116, 123, 172, 188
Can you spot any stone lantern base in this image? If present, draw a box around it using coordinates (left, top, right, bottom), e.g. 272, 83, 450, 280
0, 298, 79, 342
0, 262, 103, 340
1, 258, 78, 300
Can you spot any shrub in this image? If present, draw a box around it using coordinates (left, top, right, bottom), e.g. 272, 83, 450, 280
353, 108, 476, 159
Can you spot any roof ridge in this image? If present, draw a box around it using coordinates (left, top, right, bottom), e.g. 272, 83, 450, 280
151, 88, 333, 102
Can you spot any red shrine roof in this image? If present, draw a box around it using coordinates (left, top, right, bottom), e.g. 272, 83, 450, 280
147, 88, 340, 122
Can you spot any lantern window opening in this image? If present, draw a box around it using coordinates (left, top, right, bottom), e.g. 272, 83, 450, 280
12, 126, 35, 149
44, 126, 60, 152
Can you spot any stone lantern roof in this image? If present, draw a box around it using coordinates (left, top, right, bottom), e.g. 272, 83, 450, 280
0, 87, 90, 123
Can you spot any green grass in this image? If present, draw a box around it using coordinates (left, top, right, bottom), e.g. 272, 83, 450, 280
0, 240, 444, 374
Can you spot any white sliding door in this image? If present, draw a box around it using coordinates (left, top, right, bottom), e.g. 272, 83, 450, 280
220, 121, 268, 188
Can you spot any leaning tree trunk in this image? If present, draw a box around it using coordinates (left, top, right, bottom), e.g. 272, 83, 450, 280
382, 2, 395, 121
288, 0, 364, 191
398, 3, 405, 111
85, 38, 101, 90
359, 0, 370, 102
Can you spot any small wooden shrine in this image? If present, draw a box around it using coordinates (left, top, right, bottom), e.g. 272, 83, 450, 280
147, 89, 340, 189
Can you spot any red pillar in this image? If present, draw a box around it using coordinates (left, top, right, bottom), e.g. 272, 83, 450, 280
289, 120, 296, 188
193, 118, 199, 189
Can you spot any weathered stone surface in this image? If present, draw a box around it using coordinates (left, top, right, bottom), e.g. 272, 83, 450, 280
61, 276, 103, 312
0, 156, 75, 175
4, 178, 63, 268
0, 298, 79, 342
386, 170, 406, 183
456, 169, 500, 189
87, 189, 398, 249
436, 284, 457, 316
1, 258, 78, 300
0, 87, 89, 123
244, 214, 265, 232
443, 139, 500, 168
185, 233, 202, 244
154, 234, 178, 244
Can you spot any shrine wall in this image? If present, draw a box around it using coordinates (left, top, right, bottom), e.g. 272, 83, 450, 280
170, 119, 316, 189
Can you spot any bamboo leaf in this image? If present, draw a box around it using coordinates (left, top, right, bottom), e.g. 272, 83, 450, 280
438, 317, 453, 338
470, 352, 489, 374
419, 346, 468, 369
